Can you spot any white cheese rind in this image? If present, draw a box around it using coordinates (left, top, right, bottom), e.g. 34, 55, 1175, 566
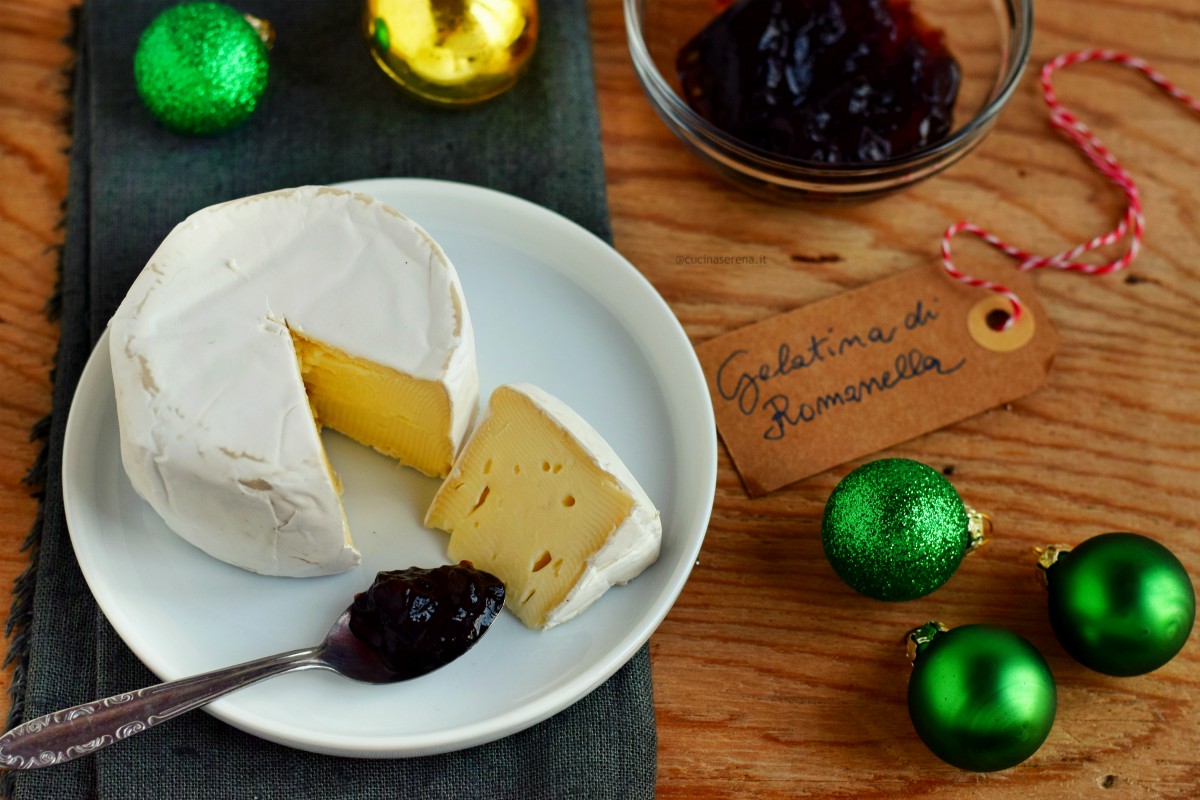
109, 186, 478, 577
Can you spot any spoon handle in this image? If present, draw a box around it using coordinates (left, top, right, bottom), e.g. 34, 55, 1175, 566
0, 646, 322, 770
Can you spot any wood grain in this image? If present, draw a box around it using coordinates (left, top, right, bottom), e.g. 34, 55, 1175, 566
3, 0, 1200, 796
0, 0, 71, 714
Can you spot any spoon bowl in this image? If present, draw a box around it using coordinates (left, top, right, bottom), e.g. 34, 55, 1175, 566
320, 609, 407, 684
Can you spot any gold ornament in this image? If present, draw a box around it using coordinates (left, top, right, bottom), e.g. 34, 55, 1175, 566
364, 0, 538, 105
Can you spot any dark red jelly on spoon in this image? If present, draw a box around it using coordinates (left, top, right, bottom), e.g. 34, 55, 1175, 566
348, 563, 505, 680
677, 0, 961, 163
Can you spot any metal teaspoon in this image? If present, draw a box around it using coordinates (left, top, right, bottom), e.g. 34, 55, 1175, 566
0, 569, 504, 770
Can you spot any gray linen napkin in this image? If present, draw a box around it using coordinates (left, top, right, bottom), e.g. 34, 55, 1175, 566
4, 1, 657, 797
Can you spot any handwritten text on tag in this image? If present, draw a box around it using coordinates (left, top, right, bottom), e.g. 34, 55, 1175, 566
695, 268, 1058, 496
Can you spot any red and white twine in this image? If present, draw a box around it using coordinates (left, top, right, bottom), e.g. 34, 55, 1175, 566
940, 50, 1200, 328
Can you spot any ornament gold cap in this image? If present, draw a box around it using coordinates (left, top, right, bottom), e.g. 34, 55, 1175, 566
1034, 544, 1073, 586
243, 14, 275, 49
906, 621, 949, 663
964, 505, 991, 554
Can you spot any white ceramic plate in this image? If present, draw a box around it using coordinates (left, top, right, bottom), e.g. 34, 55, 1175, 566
62, 178, 717, 758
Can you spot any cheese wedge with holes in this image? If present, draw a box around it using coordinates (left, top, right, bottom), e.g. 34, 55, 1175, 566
110, 186, 478, 577
424, 383, 661, 629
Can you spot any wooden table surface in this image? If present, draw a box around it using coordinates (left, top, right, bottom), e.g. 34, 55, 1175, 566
3, 0, 1200, 796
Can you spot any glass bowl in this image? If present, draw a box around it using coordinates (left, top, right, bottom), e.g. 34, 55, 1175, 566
624, 0, 1033, 202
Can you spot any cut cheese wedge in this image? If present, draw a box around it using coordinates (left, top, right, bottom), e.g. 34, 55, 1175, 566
109, 186, 478, 577
424, 383, 661, 629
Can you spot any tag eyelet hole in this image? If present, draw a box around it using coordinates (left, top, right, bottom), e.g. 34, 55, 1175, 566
985, 308, 1011, 331
968, 295, 1035, 352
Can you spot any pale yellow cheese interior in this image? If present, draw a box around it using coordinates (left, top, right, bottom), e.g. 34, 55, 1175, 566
291, 329, 455, 478
425, 386, 635, 628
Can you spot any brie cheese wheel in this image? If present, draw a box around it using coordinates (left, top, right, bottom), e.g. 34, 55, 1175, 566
110, 186, 478, 577
424, 383, 661, 629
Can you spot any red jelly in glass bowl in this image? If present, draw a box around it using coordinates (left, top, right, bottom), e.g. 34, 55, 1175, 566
625, 0, 1031, 201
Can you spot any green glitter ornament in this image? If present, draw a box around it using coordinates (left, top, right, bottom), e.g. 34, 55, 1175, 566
822, 459, 988, 601
1038, 533, 1195, 676
906, 622, 1057, 771
134, 2, 272, 135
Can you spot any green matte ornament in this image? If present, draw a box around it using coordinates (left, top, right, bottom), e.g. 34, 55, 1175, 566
906, 622, 1057, 772
1039, 532, 1195, 676
134, 2, 272, 135
822, 459, 988, 601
